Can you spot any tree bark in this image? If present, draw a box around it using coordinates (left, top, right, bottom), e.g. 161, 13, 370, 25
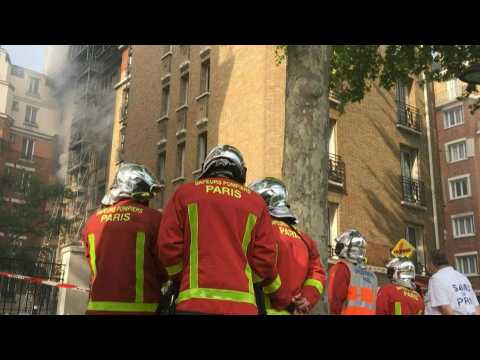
282, 45, 332, 315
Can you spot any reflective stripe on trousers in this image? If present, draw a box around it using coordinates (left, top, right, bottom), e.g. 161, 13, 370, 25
87, 232, 159, 313
176, 203, 258, 306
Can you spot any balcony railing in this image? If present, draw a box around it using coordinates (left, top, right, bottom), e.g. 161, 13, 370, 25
328, 153, 346, 188
401, 176, 426, 207
396, 101, 422, 133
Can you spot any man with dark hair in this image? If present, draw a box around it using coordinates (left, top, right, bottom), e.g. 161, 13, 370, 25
426, 249, 480, 315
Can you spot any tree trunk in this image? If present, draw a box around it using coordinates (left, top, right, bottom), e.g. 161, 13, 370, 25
282, 45, 332, 315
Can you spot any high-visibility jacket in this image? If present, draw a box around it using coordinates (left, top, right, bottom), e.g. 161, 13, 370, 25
328, 259, 377, 315
82, 199, 168, 315
265, 220, 326, 315
157, 177, 288, 315
376, 283, 425, 315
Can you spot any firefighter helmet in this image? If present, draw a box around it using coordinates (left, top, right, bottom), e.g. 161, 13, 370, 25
101, 162, 161, 206
334, 230, 367, 265
248, 177, 297, 224
386, 258, 416, 290
199, 144, 247, 184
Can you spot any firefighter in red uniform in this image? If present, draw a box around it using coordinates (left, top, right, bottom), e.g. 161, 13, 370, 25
157, 145, 289, 315
376, 258, 425, 315
327, 230, 378, 315
82, 163, 167, 315
249, 177, 326, 315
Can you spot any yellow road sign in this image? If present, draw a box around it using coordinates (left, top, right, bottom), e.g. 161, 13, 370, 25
391, 238, 415, 258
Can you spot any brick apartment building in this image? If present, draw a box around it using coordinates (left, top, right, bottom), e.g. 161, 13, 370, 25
433, 78, 480, 296
0, 47, 61, 250
113, 45, 444, 285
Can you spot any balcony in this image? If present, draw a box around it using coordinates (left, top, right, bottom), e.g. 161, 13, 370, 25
396, 101, 422, 134
328, 153, 346, 191
400, 176, 426, 208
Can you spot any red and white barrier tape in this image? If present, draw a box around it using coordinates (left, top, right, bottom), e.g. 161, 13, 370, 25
0, 271, 90, 293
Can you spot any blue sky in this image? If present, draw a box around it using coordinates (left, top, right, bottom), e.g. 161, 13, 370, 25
3, 45, 47, 73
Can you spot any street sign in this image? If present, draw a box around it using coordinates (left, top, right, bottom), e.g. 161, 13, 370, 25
391, 238, 415, 258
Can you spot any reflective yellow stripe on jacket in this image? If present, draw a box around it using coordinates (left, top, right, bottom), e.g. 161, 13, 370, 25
87, 232, 158, 313
176, 203, 257, 306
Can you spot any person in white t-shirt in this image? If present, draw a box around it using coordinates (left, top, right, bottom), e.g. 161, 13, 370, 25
427, 250, 480, 315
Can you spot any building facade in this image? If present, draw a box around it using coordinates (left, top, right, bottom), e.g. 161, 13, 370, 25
115, 45, 444, 285
0, 47, 62, 252
433, 78, 480, 296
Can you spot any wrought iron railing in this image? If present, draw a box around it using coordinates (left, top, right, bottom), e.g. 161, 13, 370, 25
0, 257, 64, 315
328, 153, 346, 187
396, 101, 422, 132
401, 176, 426, 207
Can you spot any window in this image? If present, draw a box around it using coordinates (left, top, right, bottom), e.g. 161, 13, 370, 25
443, 106, 464, 129
328, 119, 337, 155
449, 175, 471, 200
200, 59, 210, 94
452, 213, 475, 238
405, 224, 425, 274
18, 170, 32, 193
446, 140, 467, 163
28, 77, 40, 95
11, 101, 19, 112
455, 254, 478, 276
158, 151, 166, 183
11, 65, 24, 78
9, 133, 16, 144
401, 147, 419, 179
179, 73, 189, 106
24, 105, 38, 125
176, 142, 186, 178
197, 132, 208, 169
161, 85, 170, 117
328, 202, 339, 257
97, 147, 107, 168
21, 137, 34, 160
446, 79, 459, 101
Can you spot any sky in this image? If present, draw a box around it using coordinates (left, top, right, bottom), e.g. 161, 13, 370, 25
2, 45, 47, 73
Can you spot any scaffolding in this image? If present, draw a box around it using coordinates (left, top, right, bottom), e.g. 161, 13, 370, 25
59, 45, 121, 247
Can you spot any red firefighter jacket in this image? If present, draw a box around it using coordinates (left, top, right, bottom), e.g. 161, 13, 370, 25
82, 199, 167, 315
157, 177, 288, 315
376, 283, 425, 315
265, 220, 326, 315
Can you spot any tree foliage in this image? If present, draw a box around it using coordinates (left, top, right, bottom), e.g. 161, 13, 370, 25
277, 45, 480, 113
0, 171, 72, 250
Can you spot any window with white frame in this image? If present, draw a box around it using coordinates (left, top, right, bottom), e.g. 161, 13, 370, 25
179, 72, 189, 106
328, 202, 339, 256
28, 77, 40, 95
200, 58, 210, 94
405, 224, 425, 274
443, 106, 464, 129
455, 253, 478, 276
446, 140, 467, 163
452, 213, 475, 238
446, 79, 459, 101
24, 105, 38, 125
449, 175, 471, 200
21, 137, 34, 160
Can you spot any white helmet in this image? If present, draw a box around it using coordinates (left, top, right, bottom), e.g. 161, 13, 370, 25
248, 177, 297, 224
199, 144, 247, 184
386, 258, 416, 290
334, 230, 367, 265
101, 162, 161, 206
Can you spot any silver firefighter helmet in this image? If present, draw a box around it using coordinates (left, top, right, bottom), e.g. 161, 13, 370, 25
334, 230, 367, 265
248, 177, 297, 224
198, 144, 247, 184
386, 258, 416, 290
101, 162, 161, 206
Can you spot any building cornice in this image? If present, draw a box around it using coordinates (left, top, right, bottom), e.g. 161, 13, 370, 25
10, 125, 55, 141
12, 94, 58, 110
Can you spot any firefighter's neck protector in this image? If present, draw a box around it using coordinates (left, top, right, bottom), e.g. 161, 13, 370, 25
248, 177, 298, 224
199, 144, 247, 185
335, 230, 367, 265
101, 162, 161, 206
